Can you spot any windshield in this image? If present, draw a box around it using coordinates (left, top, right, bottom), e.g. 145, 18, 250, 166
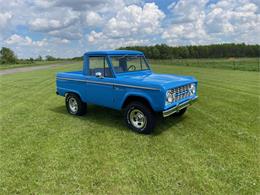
110, 55, 149, 73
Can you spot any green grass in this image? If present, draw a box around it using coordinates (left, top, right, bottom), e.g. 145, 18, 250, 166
0, 62, 259, 194
150, 58, 260, 72
1, 58, 259, 72
0, 60, 70, 70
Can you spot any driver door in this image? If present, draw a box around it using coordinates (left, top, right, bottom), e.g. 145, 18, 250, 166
85, 56, 115, 108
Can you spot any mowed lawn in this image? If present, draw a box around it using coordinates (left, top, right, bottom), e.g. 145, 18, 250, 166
0, 62, 259, 194
0, 60, 68, 70
150, 57, 260, 72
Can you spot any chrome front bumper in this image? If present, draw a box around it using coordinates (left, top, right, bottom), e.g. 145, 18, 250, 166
163, 96, 198, 117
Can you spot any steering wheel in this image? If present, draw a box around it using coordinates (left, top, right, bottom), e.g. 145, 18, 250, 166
128, 65, 136, 71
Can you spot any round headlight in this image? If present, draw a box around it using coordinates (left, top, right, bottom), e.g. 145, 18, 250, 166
189, 83, 196, 95
166, 90, 174, 103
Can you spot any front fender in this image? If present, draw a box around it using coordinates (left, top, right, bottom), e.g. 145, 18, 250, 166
118, 89, 164, 112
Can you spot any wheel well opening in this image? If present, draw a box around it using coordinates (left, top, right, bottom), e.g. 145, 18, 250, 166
122, 96, 153, 110
65, 92, 81, 100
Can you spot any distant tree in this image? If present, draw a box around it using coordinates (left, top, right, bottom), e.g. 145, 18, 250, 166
46, 55, 56, 61
178, 47, 189, 58
72, 56, 83, 61
151, 47, 160, 59
36, 55, 42, 61
119, 43, 260, 59
29, 58, 34, 63
0, 47, 17, 64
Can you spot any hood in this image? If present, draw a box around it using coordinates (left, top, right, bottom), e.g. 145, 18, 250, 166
117, 71, 197, 90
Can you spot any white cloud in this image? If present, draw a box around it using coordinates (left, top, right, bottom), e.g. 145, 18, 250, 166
206, 0, 259, 34
168, 0, 208, 23
0, 12, 12, 29
3, 34, 74, 58
0, 0, 259, 58
5, 34, 48, 47
88, 31, 104, 42
87, 3, 165, 48
30, 18, 63, 31
48, 28, 83, 40
60, 39, 70, 43
5, 34, 29, 45
50, 37, 71, 44
33, 0, 54, 8
32, 0, 133, 12
85, 11, 103, 26
163, 0, 210, 45
27, 7, 83, 40
29, 10, 79, 32
163, 0, 260, 45
54, 0, 108, 11
87, 30, 152, 49
106, 3, 165, 37
29, 0, 145, 42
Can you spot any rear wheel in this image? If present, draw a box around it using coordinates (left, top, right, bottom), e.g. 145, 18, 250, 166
65, 93, 86, 116
124, 102, 155, 134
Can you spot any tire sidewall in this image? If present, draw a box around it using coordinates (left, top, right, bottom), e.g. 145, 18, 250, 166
65, 93, 86, 116
125, 102, 155, 134
66, 96, 78, 114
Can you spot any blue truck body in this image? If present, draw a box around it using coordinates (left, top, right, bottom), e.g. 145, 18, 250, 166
56, 50, 198, 133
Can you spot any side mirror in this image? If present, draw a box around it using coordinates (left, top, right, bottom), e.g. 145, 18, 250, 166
95, 72, 103, 78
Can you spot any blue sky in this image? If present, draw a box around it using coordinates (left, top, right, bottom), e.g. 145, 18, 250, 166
0, 0, 259, 58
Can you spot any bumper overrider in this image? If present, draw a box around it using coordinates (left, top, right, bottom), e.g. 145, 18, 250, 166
163, 96, 198, 117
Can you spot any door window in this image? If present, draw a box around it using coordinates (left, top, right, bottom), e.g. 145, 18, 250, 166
89, 56, 112, 77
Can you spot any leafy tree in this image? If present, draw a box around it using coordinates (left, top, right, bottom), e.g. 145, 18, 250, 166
0, 47, 17, 64
151, 47, 160, 59
46, 55, 56, 61
119, 43, 260, 59
36, 55, 42, 61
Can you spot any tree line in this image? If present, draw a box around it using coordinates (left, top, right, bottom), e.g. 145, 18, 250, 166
1, 43, 259, 64
0, 47, 68, 64
119, 43, 260, 59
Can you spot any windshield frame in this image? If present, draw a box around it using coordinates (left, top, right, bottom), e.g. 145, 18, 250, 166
108, 54, 151, 75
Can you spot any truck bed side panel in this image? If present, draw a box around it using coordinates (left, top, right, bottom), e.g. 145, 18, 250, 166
56, 72, 88, 102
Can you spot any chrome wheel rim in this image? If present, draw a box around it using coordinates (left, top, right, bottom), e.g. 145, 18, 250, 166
68, 97, 78, 113
129, 109, 147, 129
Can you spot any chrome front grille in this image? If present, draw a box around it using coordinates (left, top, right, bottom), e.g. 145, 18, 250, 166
172, 84, 192, 102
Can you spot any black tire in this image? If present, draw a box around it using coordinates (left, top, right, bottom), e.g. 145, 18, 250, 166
172, 107, 187, 117
124, 101, 156, 134
65, 93, 86, 116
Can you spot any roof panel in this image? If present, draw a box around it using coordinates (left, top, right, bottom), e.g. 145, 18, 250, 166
84, 50, 143, 56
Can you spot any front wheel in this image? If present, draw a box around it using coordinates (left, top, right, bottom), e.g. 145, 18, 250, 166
65, 93, 86, 116
124, 102, 156, 134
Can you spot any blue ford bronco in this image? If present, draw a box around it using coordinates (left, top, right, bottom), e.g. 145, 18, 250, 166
56, 50, 198, 134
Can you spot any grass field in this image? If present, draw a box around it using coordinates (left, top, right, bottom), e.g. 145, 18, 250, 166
150, 58, 260, 72
1, 57, 259, 72
0, 62, 259, 194
0, 60, 69, 70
